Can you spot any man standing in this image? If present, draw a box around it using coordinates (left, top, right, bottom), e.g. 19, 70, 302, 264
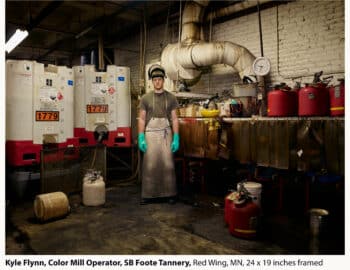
138, 64, 180, 204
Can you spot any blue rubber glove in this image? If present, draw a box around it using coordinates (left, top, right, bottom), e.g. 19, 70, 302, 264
171, 133, 180, 153
138, 133, 147, 153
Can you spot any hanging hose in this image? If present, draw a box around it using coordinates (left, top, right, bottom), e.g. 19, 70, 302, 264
257, 1, 264, 57
162, 0, 171, 49
107, 147, 141, 186
176, 0, 183, 86
90, 127, 108, 169
107, 150, 133, 170
257, 1, 267, 116
90, 147, 97, 169
139, 23, 143, 95
138, 6, 147, 96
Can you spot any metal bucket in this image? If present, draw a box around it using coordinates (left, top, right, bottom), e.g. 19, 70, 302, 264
309, 208, 329, 236
237, 181, 262, 207
232, 83, 258, 116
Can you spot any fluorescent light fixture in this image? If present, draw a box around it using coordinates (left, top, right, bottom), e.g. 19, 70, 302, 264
5, 29, 29, 53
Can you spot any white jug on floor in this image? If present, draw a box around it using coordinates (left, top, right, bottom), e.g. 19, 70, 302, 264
82, 170, 105, 206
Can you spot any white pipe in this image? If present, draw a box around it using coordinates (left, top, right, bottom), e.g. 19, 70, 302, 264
161, 41, 256, 84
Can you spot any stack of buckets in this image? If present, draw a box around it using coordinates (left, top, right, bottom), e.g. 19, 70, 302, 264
224, 181, 262, 239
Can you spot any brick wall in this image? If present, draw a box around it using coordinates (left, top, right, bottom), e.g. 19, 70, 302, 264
114, 0, 344, 95
276, 0, 344, 82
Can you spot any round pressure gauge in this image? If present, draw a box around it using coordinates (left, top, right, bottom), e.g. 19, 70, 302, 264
252, 57, 271, 76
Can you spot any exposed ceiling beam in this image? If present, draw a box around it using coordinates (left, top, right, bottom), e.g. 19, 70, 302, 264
7, 21, 76, 36
36, 0, 142, 61
73, 0, 142, 39
27, 0, 64, 32
37, 38, 69, 61
104, 0, 140, 12
78, 1, 178, 53
17, 45, 72, 53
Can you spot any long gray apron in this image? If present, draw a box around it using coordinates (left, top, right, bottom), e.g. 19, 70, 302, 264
141, 95, 177, 199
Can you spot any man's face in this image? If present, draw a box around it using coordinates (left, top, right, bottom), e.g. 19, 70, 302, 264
152, 77, 164, 90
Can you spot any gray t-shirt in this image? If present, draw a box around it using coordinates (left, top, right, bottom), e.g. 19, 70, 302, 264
139, 90, 179, 126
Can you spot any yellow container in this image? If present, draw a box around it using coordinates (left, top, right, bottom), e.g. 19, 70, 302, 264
200, 109, 219, 117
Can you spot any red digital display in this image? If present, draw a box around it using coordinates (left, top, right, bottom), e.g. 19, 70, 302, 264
35, 111, 59, 121
86, 104, 108, 113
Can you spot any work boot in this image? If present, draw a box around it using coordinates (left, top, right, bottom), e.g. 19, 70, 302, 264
140, 198, 149, 205
168, 197, 176, 205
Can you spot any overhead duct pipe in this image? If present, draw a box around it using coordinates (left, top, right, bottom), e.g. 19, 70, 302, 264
162, 41, 256, 85
161, 0, 258, 87
205, 0, 273, 21
181, 0, 209, 44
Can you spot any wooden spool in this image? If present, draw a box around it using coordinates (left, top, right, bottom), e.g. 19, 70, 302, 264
34, 192, 70, 221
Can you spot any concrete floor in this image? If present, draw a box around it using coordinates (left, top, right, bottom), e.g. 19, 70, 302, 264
6, 183, 344, 255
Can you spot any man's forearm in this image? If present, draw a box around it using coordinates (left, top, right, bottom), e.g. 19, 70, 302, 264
138, 118, 145, 133
171, 109, 179, 134
172, 117, 179, 134
138, 110, 146, 133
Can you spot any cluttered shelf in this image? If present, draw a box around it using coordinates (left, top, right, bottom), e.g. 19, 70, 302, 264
179, 116, 344, 121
